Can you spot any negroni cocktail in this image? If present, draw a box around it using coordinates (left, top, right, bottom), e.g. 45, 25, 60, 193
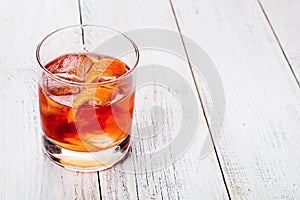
37, 25, 139, 171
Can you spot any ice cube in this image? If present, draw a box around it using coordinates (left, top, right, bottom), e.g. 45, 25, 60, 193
49, 54, 93, 81
43, 76, 80, 96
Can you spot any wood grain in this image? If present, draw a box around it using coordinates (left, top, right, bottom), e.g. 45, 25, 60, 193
171, 0, 300, 199
0, 0, 100, 199
80, 0, 229, 199
259, 0, 300, 86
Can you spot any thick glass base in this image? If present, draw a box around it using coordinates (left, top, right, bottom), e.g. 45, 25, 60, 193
42, 135, 130, 172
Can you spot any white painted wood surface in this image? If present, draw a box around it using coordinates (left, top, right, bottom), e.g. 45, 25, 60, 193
259, 0, 300, 86
0, 0, 300, 199
171, 0, 300, 199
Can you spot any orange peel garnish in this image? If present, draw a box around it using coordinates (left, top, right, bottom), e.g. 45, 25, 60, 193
85, 58, 126, 83
73, 87, 114, 108
68, 57, 126, 122
68, 86, 116, 122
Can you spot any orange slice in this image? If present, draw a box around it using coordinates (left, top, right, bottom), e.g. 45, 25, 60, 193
68, 86, 116, 122
73, 87, 114, 108
101, 58, 127, 76
68, 57, 126, 121
85, 58, 127, 83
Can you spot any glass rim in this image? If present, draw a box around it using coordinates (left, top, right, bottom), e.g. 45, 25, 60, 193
36, 24, 139, 86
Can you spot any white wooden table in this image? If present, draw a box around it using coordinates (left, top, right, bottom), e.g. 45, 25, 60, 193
1, 0, 300, 199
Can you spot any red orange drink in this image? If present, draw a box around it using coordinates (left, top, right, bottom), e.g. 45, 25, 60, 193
36, 25, 139, 171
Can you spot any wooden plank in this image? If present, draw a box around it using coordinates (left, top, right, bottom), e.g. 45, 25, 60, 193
259, 0, 300, 86
171, 0, 300, 199
80, 0, 229, 199
0, 1, 100, 199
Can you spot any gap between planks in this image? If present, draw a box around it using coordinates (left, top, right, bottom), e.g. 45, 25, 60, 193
77, 0, 103, 199
168, 0, 232, 199
257, 0, 300, 88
